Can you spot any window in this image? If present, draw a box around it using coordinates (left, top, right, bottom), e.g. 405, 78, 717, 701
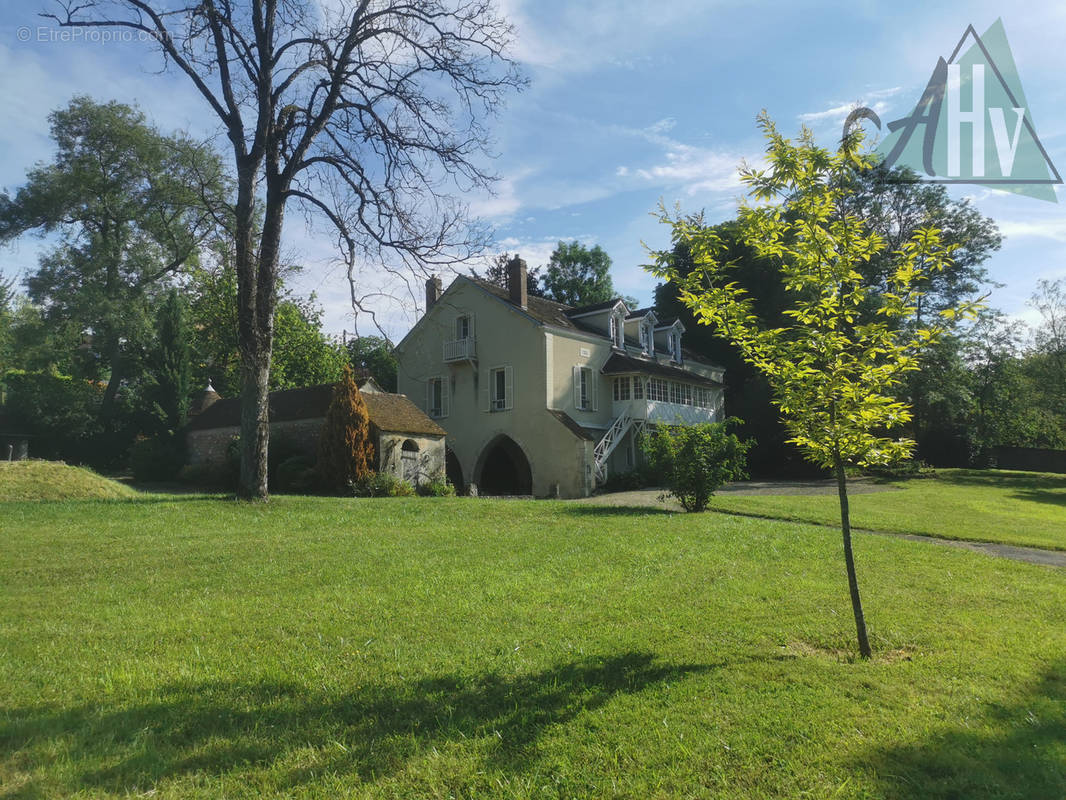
648, 378, 668, 403
639, 323, 649, 354
573, 365, 596, 411
613, 376, 631, 401
681, 383, 693, 406
427, 376, 448, 418
633, 377, 644, 399
669, 381, 681, 404
489, 366, 512, 411
456, 315, 471, 340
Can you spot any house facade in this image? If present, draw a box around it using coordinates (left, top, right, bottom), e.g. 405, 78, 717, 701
395, 256, 725, 498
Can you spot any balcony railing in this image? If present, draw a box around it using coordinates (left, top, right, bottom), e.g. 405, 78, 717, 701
443, 337, 476, 362
613, 398, 720, 426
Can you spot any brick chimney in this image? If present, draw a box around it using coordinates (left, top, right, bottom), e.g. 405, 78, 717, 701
425, 275, 442, 313
507, 254, 527, 310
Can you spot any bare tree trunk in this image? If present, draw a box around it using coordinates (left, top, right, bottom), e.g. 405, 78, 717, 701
834, 450, 872, 659
233, 165, 272, 501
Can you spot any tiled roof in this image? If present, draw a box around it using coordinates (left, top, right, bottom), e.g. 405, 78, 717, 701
566, 298, 625, 316
465, 277, 578, 329
185, 383, 445, 437
600, 352, 723, 386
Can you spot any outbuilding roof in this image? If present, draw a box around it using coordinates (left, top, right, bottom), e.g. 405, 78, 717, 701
185, 383, 445, 437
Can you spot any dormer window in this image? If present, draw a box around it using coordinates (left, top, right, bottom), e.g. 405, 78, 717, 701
667, 331, 681, 363
610, 310, 625, 349
640, 321, 653, 355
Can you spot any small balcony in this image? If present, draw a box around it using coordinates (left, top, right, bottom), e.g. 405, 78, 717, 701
443, 337, 476, 363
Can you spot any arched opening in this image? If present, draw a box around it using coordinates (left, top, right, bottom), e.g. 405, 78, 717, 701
401, 439, 420, 484
445, 447, 464, 495
475, 435, 532, 496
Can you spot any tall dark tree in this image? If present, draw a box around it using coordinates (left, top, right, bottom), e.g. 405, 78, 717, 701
45, 1, 525, 499
347, 336, 398, 392
542, 241, 616, 306
0, 97, 228, 420
145, 289, 193, 436
470, 252, 544, 298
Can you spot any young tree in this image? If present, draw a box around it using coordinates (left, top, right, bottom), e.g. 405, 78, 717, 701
649, 114, 979, 659
317, 364, 374, 491
0, 97, 229, 419
44, 1, 525, 499
542, 241, 616, 306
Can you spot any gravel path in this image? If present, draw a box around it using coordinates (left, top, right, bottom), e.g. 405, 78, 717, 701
573, 481, 1066, 569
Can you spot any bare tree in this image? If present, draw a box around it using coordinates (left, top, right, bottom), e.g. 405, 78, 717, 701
43, 0, 524, 498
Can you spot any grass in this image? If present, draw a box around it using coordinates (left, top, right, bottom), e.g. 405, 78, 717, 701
707, 468, 1066, 551
1, 493, 1064, 799
0, 460, 138, 501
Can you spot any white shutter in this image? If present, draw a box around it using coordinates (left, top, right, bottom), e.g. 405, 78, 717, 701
591, 369, 598, 411
468, 314, 475, 339
504, 365, 514, 410
481, 369, 490, 412
442, 376, 450, 418
425, 379, 433, 415
572, 365, 581, 409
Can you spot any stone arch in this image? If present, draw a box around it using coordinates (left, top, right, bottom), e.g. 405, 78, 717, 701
445, 447, 464, 494
473, 434, 533, 496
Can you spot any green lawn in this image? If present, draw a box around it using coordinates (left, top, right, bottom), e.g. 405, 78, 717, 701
0, 461, 137, 501
708, 469, 1066, 551
1, 494, 1064, 799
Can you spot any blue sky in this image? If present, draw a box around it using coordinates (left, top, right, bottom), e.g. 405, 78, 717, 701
1, 0, 1064, 340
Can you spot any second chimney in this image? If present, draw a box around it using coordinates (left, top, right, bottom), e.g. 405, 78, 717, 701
425, 275, 443, 313
507, 254, 528, 310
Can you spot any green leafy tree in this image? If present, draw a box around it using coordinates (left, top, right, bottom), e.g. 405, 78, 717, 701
317, 365, 375, 491
542, 241, 616, 306
347, 336, 398, 392
0, 98, 229, 421
270, 297, 348, 391
640, 420, 751, 512
649, 114, 979, 659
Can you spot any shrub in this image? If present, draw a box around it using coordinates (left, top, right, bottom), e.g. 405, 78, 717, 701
640, 419, 752, 512
274, 455, 319, 494
317, 364, 374, 491
352, 471, 415, 498
417, 472, 456, 497
129, 435, 185, 482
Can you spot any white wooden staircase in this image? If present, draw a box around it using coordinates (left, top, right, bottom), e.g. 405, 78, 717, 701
593, 412, 645, 482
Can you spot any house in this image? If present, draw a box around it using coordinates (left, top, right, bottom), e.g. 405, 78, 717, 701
395, 256, 725, 498
185, 381, 447, 485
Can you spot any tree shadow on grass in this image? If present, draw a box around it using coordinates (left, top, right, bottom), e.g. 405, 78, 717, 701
857, 662, 1066, 799
563, 504, 677, 517
1, 652, 712, 796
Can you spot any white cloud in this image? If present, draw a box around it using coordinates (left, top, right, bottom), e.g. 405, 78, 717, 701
998, 218, 1066, 242
799, 99, 892, 125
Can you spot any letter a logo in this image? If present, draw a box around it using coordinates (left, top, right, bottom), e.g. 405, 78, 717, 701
875, 19, 1061, 202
